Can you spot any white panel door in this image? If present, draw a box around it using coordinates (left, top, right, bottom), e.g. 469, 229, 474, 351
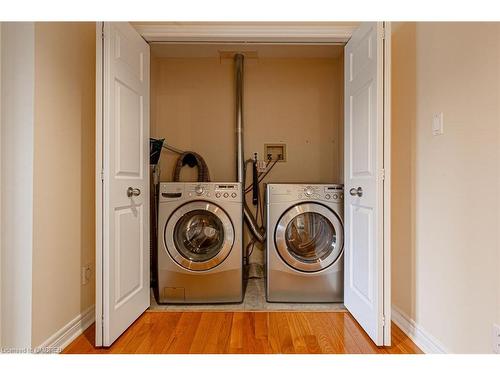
96, 22, 150, 347
344, 22, 390, 346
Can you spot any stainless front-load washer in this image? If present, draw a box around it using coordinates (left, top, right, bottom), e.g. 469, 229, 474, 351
157, 182, 243, 303
266, 183, 344, 303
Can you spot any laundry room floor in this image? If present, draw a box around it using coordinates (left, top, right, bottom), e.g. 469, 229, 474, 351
63, 311, 422, 354
149, 277, 346, 312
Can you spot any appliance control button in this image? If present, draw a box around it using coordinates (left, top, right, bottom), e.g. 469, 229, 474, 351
304, 187, 313, 196
195, 185, 204, 195
333, 194, 338, 199
223, 192, 229, 198
231, 192, 237, 198
215, 192, 221, 198
325, 194, 331, 200
340, 193, 344, 199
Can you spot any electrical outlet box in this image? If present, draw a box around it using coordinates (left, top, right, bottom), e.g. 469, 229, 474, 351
493, 324, 500, 353
264, 143, 286, 162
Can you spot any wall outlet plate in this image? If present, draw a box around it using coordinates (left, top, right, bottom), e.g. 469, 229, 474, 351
81, 264, 92, 286
493, 324, 500, 353
432, 112, 444, 136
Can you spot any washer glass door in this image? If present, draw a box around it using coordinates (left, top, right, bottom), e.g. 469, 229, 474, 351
174, 209, 225, 262
275, 203, 343, 272
165, 201, 234, 271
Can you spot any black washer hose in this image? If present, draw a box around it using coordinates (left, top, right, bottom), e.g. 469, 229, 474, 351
252, 153, 258, 205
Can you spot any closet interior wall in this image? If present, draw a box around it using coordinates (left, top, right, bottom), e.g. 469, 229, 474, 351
150, 43, 344, 265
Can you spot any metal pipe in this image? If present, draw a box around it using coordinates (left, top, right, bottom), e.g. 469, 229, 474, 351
235, 53, 244, 184
234, 53, 266, 243
244, 204, 266, 243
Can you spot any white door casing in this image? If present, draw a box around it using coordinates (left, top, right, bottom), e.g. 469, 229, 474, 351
344, 22, 390, 346
96, 22, 150, 347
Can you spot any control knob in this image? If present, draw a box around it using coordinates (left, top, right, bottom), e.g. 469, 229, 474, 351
195, 185, 204, 195
304, 187, 313, 197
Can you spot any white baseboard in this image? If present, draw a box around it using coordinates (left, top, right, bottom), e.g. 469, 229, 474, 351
37, 305, 95, 353
391, 305, 448, 354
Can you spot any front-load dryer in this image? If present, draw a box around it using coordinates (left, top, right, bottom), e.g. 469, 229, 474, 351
157, 182, 243, 303
266, 183, 344, 303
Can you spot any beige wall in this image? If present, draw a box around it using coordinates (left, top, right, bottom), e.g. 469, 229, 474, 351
151, 53, 344, 264
151, 55, 343, 184
32, 23, 95, 347
392, 22, 500, 353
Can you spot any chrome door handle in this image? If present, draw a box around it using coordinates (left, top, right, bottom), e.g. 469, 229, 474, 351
349, 187, 363, 197
127, 187, 141, 198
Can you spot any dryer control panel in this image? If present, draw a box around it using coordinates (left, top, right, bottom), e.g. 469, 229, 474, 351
267, 183, 344, 204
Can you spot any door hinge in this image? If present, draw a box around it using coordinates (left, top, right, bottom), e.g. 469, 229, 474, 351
380, 27, 385, 40
100, 169, 104, 181
381, 315, 386, 327
380, 169, 385, 180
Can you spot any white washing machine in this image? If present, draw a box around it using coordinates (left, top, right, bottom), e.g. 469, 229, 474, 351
266, 183, 344, 303
157, 182, 243, 303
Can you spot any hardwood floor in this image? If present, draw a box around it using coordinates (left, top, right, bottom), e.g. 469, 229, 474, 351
63, 311, 422, 354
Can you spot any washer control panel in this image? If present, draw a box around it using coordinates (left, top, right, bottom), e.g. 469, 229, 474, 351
159, 182, 241, 203
267, 183, 344, 204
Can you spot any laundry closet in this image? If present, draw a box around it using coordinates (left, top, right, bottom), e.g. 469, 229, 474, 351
149, 42, 345, 293
96, 22, 390, 348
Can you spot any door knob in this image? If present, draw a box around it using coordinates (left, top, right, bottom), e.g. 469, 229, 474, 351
349, 187, 363, 197
127, 187, 141, 198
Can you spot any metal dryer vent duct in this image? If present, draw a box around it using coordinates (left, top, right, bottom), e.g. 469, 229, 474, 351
234, 53, 265, 243
235, 53, 244, 184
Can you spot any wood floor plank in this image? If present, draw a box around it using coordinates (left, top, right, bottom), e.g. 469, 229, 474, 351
327, 312, 362, 354
286, 312, 312, 353
271, 312, 296, 354
62, 311, 422, 354
162, 312, 202, 354
148, 312, 182, 353
189, 312, 230, 354
228, 312, 245, 353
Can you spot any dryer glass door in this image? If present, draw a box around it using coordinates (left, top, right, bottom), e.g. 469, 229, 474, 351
286, 212, 335, 262
275, 203, 343, 272
165, 201, 235, 271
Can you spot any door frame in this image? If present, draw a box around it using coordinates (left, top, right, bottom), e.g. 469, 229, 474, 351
132, 22, 357, 43
95, 21, 104, 346
95, 21, 391, 346
382, 22, 392, 345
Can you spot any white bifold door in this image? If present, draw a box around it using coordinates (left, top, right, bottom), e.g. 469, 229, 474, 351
95, 22, 150, 347
344, 22, 391, 346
